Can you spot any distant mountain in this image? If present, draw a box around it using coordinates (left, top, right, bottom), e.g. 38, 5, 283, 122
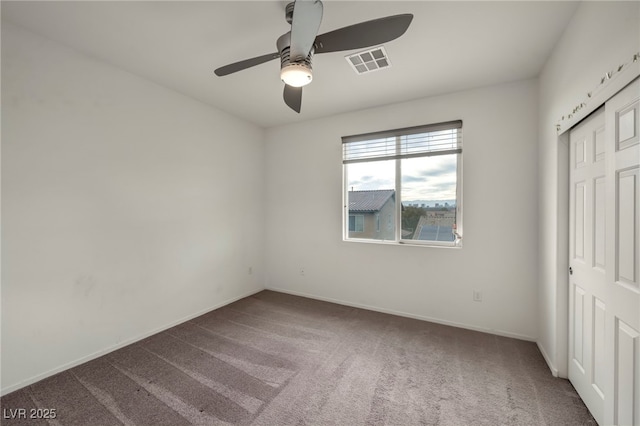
403, 200, 456, 208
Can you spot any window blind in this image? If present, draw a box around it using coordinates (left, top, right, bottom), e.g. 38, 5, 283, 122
342, 120, 462, 164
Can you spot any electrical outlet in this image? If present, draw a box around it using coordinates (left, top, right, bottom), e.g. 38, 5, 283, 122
473, 290, 482, 302
248, 267, 253, 275
300, 268, 305, 276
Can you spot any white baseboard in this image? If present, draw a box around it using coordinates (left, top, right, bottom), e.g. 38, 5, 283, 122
265, 286, 537, 342
1, 287, 263, 396
536, 341, 559, 377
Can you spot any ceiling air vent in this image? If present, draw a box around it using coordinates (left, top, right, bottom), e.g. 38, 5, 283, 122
345, 46, 391, 75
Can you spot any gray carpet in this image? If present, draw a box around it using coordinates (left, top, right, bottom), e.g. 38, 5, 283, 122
1, 290, 595, 425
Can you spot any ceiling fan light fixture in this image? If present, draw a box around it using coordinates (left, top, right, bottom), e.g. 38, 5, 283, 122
280, 63, 313, 87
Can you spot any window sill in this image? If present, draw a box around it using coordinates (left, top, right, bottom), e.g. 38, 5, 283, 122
343, 238, 463, 249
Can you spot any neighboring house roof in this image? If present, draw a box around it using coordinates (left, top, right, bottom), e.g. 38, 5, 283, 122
349, 190, 395, 213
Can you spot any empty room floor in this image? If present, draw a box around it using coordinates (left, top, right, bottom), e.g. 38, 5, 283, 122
0, 291, 595, 425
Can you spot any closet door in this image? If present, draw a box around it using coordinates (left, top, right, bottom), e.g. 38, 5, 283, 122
569, 107, 606, 425
604, 78, 639, 426
569, 78, 639, 426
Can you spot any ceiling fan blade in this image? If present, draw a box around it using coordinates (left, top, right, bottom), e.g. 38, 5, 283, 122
283, 84, 303, 113
314, 14, 413, 54
290, 0, 324, 61
214, 52, 280, 76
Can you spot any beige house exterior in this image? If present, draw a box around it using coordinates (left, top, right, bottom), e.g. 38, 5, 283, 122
348, 190, 395, 240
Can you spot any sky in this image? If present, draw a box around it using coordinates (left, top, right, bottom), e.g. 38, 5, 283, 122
346, 154, 457, 201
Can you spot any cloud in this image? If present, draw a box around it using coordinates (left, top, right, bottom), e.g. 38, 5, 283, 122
417, 161, 457, 178
429, 181, 457, 191
402, 175, 427, 183
402, 166, 456, 184
348, 177, 394, 191
403, 176, 457, 200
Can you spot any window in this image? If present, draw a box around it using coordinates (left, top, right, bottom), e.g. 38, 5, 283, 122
348, 214, 364, 233
343, 120, 462, 246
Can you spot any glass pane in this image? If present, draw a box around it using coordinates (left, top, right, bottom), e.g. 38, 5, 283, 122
401, 154, 457, 242
346, 159, 395, 240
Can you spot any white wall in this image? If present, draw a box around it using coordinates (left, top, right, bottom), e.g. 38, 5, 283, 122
264, 79, 539, 340
1, 22, 265, 394
537, 1, 640, 377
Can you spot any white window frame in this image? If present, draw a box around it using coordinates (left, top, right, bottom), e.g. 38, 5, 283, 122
342, 120, 463, 247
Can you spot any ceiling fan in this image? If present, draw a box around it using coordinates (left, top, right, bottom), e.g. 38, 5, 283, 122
214, 0, 413, 113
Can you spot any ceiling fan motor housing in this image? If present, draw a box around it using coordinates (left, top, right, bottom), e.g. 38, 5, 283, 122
277, 32, 314, 87
285, 2, 295, 24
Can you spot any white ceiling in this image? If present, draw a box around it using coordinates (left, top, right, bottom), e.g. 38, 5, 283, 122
2, 1, 580, 128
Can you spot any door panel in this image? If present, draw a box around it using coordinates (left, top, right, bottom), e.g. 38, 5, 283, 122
595, 126, 606, 162
592, 297, 606, 398
570, 107, 606, 424
617, 167, 638, 287
604, 78, 640, 426
574, 284, 586, 369
594, 177, 606, 270
615, 320, 639, 426
616, 99, 639, 151
576, 181, 587, 261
